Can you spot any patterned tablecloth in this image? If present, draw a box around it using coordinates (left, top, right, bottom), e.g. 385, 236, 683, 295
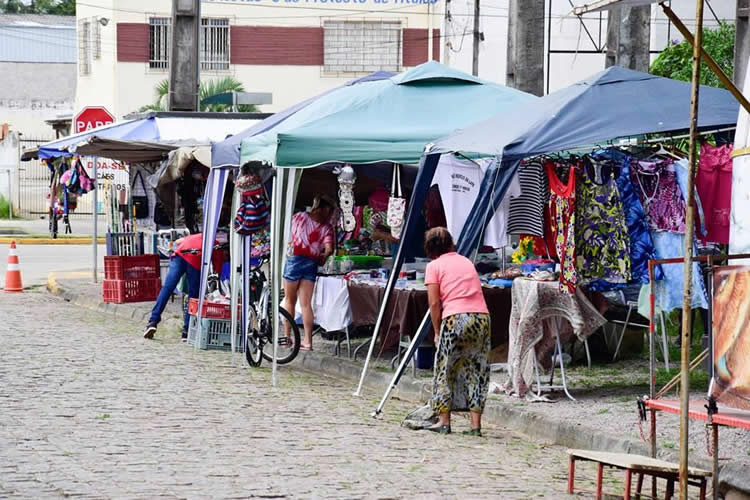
503, 279, 607, 398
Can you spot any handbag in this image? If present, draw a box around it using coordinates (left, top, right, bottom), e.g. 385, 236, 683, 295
387, 164, 406, 239
234, 186, 270, 235
76, 160, 95, 194
131, 170, 149, 219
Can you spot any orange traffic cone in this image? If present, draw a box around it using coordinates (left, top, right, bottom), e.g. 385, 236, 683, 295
4, 240, 23, 292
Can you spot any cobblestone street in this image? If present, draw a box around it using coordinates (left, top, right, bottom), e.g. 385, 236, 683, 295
1, 291, 602, 499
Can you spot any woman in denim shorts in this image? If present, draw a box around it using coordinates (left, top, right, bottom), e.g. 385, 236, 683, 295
283, 195, 336, 351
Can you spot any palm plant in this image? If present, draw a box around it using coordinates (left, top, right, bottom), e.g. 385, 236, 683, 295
138, 76, 258, 112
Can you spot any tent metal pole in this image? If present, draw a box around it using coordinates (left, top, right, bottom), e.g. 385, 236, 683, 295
354, 153, 441, 397
271, 171, 281, 388
371, 159, 505, 416
354, 234, 405, 397
372, 312, 431, 417
93, 157, 98, 283
679, 0, 704, 497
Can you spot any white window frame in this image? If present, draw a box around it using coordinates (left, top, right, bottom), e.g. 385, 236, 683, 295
149, 17, 171, 70
147, 17, 231, 72
78, 19, 92, 76
200, 18, 231, 72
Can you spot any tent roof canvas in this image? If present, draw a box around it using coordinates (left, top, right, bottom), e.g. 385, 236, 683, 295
36, 115, 261, 161
273, 61, 536, 167
211, 71, 395, 168
431, 66, 740, 160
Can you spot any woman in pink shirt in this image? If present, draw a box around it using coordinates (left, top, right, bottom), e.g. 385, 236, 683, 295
283, 195, 336, 351
423, 227, 490, 436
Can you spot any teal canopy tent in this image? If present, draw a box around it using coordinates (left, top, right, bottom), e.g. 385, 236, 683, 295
202, 61, 537, 386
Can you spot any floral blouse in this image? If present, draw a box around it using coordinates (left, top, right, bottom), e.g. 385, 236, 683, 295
575, 157, 631, 287
546, 162, 577, 294
630, 159, 686, 234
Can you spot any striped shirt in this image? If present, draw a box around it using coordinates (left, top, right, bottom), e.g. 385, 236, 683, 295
507, 159, 547, 237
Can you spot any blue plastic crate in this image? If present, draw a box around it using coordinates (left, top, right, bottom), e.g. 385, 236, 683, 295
187, 316, 243, 351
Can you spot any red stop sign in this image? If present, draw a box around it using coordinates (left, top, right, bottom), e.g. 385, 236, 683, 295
74, 106, 115, 134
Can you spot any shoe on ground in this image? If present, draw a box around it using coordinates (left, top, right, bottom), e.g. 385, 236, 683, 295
143, 323, 157, 339
462, 428, 482, 437
426, 424, 451, 435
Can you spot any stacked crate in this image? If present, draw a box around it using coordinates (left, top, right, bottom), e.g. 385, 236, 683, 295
187, 298, 243, 351
102, 254, 161, 303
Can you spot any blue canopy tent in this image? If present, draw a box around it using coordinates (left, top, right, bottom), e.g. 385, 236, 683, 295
369, 66, 742, 414
200, 71, 396, 358
200, 62, 536, 382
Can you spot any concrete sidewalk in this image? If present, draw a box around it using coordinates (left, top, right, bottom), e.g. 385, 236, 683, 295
46, 274, 750, 498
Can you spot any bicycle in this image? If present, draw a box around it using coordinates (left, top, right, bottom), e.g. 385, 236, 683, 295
244, 256, 301, 367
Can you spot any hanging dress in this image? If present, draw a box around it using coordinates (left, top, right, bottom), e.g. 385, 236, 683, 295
593, 149, 663, 285
546, 162, 577, 294
697, 142, 733, 244
630, 159, 686, 233
633, 159, 708, 314
575, 156, 631, 288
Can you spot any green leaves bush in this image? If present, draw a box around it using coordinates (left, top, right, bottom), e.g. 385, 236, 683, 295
650, 23, 735, 89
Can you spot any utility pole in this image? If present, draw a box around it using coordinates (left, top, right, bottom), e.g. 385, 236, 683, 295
472, 0, 480, 76
605, 4, 651, 72
736, 0, 750, 88
168, 0, 201, 112
443, 0, 452, 66
506, 0, 544, 96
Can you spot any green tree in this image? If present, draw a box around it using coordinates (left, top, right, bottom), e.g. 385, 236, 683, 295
0, 0, 75, 14
650, 23, 735, 89
139, 76, 259, 113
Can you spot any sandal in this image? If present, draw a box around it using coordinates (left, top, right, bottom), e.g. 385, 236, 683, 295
425, 424, 451, 435
299, 344, 313, 351
462, 428, 482, 437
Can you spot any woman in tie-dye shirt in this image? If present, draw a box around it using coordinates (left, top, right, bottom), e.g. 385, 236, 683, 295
283, 194, 336, 351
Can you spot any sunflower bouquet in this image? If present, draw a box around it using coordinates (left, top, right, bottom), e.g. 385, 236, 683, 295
511, 236, 536, 264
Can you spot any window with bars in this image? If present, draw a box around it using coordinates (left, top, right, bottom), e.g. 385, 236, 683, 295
201, 18, 230, 71
323, 21, 402, 74
148, 17, 230, 71
78, 19, 91, 75
149, 17, 170, 70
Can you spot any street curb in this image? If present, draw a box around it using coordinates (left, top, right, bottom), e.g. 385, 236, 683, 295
1, 237, 106, 245
46, 273, 183, 333
44, 276, 750, 496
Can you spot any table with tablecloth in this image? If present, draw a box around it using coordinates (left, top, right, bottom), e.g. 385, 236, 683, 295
294, 275, 353, 332
346, 281, 513, 352
503, 279, 607, 398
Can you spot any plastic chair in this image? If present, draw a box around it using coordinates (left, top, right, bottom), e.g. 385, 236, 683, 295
611, 301, 670, 371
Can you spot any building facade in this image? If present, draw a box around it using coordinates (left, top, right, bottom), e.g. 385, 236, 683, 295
76, 0, 440, 119
0, 14, 77, 138
76, 0, 736, 121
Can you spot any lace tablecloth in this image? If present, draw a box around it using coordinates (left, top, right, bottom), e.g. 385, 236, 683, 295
503, 279, 607, 398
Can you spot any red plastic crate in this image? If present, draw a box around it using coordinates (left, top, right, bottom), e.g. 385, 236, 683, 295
104, 255, 160, 281
188, 298, 239, 320
102, 278, 161, 303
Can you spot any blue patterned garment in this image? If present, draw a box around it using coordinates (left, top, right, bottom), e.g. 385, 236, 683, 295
588, 150, 662, 290
637, 158, 708, 315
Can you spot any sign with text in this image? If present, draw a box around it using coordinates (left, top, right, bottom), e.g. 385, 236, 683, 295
81, 157, 130, 193
74, 106, 115, 134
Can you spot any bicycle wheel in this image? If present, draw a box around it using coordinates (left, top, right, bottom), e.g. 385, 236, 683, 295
261, 306, 301, 365
245, 329, 263, 367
